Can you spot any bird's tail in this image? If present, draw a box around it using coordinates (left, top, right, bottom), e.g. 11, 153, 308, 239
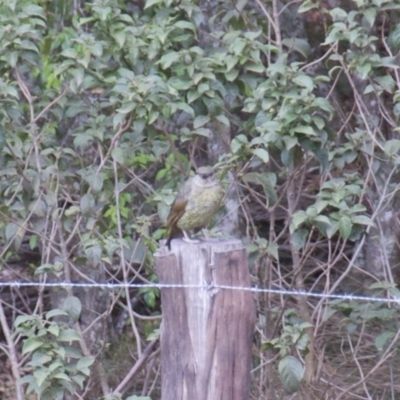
165, 225, 182, 250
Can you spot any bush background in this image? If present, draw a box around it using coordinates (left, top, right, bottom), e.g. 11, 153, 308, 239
1, 0, 400, 399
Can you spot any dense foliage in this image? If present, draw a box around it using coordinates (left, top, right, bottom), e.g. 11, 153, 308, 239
1, 0, 400, 399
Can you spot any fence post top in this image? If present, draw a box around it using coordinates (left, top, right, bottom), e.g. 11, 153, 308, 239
155, 238, 244, 258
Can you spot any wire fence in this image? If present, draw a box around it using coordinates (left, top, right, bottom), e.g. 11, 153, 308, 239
0, 280, 399, 304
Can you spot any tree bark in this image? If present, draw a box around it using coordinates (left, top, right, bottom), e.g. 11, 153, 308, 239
155, 238, 256, 400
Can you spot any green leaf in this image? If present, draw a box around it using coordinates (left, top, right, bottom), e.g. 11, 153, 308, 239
292, 75, 314, 92
231, 135, 246, 153
90, 173, 103, 192
175, 102, 194, 117
28, 351, 52, 367
20, 40, 39, 54
174, 21, 196, 33
290, 210, 308, 232
298, 2, 318, 12
375, 331, 395, 351
215, 114, 230, 127
282, 38, 310, 58
339, 216, 352, 239
34, 369, 50, 388
8, 52, 18, 68
267, 243, 279, 260
5, 222, 24, 251
169, 78, 193, 91
378, 56, 399, 69
14, 315, 39, 328
281, 148, 293, 167
292, 229, 309, 250
112, 31, 126, 48
388, 24, 400, 51
374, 75, 395, 93
322, 306, 337, 322
231, 39, 246, 56
282, 136, 298, 150
226, 55, 239, 72
76, 357, 95, 376
47, 323, 60, 337
24, 4, 45, 17
313, 116, 325, 130
252, 148, 270, 163
5, 222, 17, 242
63, 297, 82, 322
225, 69, 239, 82
313, 97, 334, 114
293, 125, 316, 136
61, 48, 78, 59
53, 372, 71, 381
77, 356, 95, 370
112, 148, 125, 165
22, 338, 44, 355
116, 102, 136, 114
85, 245, 102, 266
187, 89, 202, 104
278, 356, 304, 394
46, 309, 68, 319
192, 128, 211, 137
329, 7, 348, 21
356, 63, 371, 80
245, 62, 265, 73
363, 84, 374, 95
35, 263, 63, 275
80, 194, 95, 215
121, 239, 147, 264
72, 374, 86, 389
242, 172, 277, 204
306, 204, 320, 220
159, 52, 180, 69
197, 82, 210, 94
314, 200, 328, 214
193, 73, 204, 85
144, 0, 162, 8
193, 115, 210, 129
57, 329, 81, 342
314, 215, 331, 225
18, 375, 36, 388
363, 8, 376, 27
326, 220, 339, 238
351, 215, 374, 227
384, 139, 400, 156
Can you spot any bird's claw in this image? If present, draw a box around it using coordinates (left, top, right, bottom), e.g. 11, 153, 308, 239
182, 237, 201, 244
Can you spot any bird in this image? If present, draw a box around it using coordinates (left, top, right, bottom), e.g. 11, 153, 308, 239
165, 166, 224, 250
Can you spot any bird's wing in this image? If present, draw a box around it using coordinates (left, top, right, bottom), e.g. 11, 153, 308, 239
165, 178, 193, 249
166, 178, 193, 227
166, 199, 187, 227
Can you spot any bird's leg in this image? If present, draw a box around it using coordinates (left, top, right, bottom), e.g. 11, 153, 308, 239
198, 228, 221, 242
182, 230, 200, 244
202, 228, 210, 238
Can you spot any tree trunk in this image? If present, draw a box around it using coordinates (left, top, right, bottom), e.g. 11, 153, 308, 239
155, 238, 256, 400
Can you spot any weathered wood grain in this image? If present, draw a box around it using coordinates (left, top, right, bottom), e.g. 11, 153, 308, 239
155, 239, 256, 400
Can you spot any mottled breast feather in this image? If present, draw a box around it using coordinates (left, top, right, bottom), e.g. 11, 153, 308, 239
176, 177, 224, 231
165, 169, 224, 249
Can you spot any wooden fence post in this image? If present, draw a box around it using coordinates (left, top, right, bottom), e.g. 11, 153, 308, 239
155, 238, 256, 400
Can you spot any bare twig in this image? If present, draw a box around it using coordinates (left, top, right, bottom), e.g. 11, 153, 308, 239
113, 339, 158, 394
0, 300, 25, 400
